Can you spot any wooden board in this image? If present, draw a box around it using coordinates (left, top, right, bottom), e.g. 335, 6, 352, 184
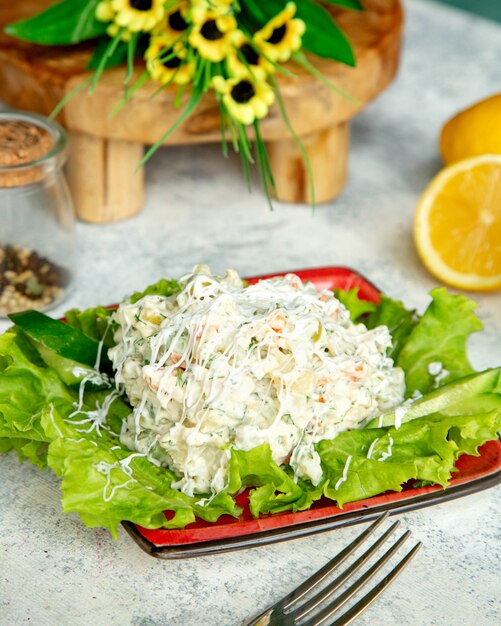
0, 0, 403, 221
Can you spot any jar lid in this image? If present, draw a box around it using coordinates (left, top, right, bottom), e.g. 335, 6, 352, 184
0, 111, 67, 187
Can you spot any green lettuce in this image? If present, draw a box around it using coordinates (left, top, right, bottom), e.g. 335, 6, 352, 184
364, 294, 419, 361
339, 286, 483, 396
396, 289, 483, 395
129, 278, 181, 304
333, 288, 377, 322
0, 328, 232, 536
64, 305, 116, 346
0, 281, 500, 537
318, 409, 500, 506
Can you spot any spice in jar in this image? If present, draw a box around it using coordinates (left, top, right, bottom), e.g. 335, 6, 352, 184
1, 112, 75, 316
0, 119, 53, 186
0, 245, 70, 315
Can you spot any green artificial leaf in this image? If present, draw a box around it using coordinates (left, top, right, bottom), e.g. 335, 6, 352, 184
397, 288, 483, 396
138, 74, 207, 168
241, 0, 356, 66
9, 310, 105, 368
322, 0, 364, 10
297, 0, 356, 65
239, 0, 269, 25
5, 0, 106, 45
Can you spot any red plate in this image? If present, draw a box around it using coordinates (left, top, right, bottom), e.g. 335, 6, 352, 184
121, 267, 501, 558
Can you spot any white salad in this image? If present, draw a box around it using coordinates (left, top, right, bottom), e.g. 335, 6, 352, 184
110, 265, 405, 497
3, 264, 500, 536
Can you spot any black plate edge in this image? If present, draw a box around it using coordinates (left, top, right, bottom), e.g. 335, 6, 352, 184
122, 465, 501, 559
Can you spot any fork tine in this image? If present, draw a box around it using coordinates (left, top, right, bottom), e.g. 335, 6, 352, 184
282, 513, 390, 611
292, 520, 401, 620
326, 542, 422, 626
300, 530, 413, 626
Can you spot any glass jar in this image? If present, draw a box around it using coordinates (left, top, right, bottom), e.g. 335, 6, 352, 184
0, 111, 75, 317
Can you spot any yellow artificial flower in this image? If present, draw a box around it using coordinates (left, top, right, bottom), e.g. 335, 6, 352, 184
145, 37, 194, 85
96, 0, 131, 40
213, 75, 274, 125
190, 0, 234, 24
111, 0, 165, 32
95, 0, 115, 22
254, 2, 305, 63
189, 11, 237, 63
153, 2, 190, 40
227, 30, 269, 79
107, 23, 131, 40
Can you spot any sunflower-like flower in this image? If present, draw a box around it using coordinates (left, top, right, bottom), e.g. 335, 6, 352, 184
95, 0, 115, 22
212, 75, 274, 126
189, 11, 237, 63
111, 0, 165, 33
106, 22, 132, 41
190, 0, 234, 24
145, 37, 194, 85
227, 31, 269, 79
96, 1, 133, 40
153, 1, 190, 40
254, 2, 305, 63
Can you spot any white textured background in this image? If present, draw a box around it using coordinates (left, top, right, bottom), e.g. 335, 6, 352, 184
1, 1, 500, 624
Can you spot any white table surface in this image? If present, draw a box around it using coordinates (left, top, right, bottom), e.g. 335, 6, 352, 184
1, 1, 500, 624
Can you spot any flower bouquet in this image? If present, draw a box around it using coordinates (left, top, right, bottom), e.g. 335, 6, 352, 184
6, 0, 363, 203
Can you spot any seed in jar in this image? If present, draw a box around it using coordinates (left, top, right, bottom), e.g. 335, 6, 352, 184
0, 244, 68, 315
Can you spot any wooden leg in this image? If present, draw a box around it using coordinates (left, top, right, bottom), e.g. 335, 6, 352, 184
266, 123, 349, 204
67, 132, 145, 223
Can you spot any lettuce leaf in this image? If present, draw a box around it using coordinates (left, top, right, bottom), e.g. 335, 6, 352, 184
45, 405, 202, 537
62, 280, 181, 346
318, 409, 500, 507
397, 288, 483, 396
1, 281, 500, 537
364, 295, 419, 361
226, 444, 304, 516
333, 288, 377, 322
129, 278, 181, 304
64, 305, 116, 346
337, 286, 484, 396
336, 288, 419, 361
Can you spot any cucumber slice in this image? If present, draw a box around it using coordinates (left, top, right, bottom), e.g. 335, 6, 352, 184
35, 341, 110, 388
9, 309, 106, 368
367, 368, 501, 428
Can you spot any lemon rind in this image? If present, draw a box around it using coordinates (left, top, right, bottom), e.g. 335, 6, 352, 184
414, 155, 501, 292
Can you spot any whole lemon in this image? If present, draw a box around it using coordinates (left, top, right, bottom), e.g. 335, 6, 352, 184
440, 93, 501, 164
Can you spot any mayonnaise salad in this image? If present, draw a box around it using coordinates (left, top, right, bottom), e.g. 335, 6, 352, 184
109, 266, 405, 497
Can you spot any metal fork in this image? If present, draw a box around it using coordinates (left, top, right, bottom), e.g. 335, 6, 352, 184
244, 513, 421, 626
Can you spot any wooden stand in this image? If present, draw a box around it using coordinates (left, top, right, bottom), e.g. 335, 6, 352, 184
0, 0, 403, 223
67, 133, 144, 223
267, 123, 349, 204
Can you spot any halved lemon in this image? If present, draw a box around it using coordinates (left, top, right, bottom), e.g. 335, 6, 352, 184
414, 154, 501, 291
